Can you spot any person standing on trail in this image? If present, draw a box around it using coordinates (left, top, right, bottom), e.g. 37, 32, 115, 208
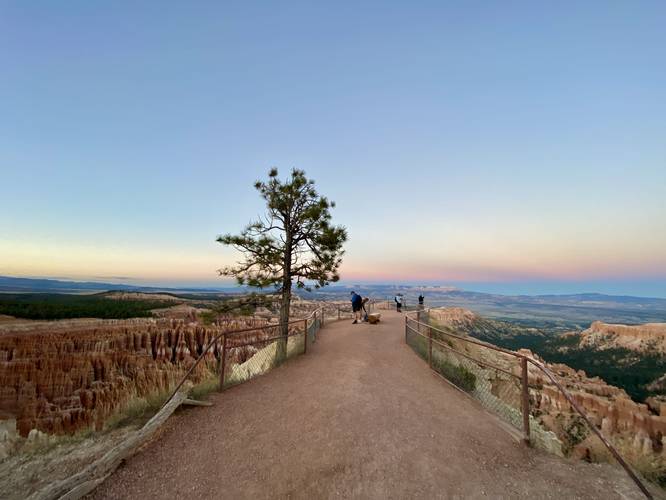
350, 291, 363, 324
361, 296, 370, 322
418, 294, 424, 310
394, 294, 403, 313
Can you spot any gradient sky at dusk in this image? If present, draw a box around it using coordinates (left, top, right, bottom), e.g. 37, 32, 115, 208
1, 2, 665, 297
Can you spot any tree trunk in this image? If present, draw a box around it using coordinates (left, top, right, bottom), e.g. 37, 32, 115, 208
276, 286, 290, 363
276, 229, 292, 364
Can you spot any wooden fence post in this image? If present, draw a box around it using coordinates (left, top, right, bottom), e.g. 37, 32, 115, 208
303, 318, 308, 354
521, 357, 531, 445
219, 334, 227, 391
428, 326, 433, 368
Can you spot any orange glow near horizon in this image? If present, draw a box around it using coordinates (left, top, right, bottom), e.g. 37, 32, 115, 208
2, 232, 665, 286
1, 2, 665, 298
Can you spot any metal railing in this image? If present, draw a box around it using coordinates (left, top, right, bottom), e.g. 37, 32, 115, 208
310, 300, 379, 321
405, 309, 653, 499
374, 298, 424, 312
161, 307, 326, 411
162, 299, 384, 411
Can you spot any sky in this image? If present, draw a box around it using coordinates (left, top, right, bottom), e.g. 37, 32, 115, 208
1, 2, 665, 297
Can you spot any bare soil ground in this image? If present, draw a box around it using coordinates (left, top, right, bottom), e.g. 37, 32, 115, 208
0, 426, 137, 499
92, 311, 653, 499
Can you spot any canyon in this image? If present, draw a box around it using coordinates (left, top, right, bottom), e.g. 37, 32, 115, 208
0, 315, 270, 439
0, 299, 332, 499
429, 307, 666, 403
0, 296, 337, 443
2, 298, 664, 492
524, 350, 665, 460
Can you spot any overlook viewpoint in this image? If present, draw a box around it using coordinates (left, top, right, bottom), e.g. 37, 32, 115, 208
89, 310, 647, 499
3, 3, 666, 499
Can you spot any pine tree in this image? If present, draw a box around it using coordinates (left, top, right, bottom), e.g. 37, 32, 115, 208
217, 168, 347, 362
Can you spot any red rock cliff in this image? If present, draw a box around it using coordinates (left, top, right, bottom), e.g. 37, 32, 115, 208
579, 321, 666, 353
0, 316, 267, 437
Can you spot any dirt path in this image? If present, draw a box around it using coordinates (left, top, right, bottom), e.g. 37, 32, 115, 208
92, 311, 646, 499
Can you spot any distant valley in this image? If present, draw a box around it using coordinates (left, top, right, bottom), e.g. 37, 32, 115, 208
2, 276, 665, 402
301, 284, 666, 329
427, 307, 666, 402
4, 276, 666, 329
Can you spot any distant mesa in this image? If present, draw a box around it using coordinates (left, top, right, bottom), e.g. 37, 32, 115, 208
428, 307, 547, 341
579, 321, 666, 354
102, 291, 184, 303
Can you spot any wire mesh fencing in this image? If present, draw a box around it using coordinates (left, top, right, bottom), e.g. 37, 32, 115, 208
525, 360, 664, 494
405, 310, 656, 498
406, 314, 526, 436
307, 314, 321, 345
222, 320, 310, 388
181, 302, 373, 399
220, 300, 380, 390
209, 301, 391, 396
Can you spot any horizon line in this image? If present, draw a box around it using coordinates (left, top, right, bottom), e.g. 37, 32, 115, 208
1, 274, 665, 300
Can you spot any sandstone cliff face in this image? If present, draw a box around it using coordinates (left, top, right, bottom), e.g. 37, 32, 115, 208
0, 316, 268, 437
579, 321, 666, 354
428, 307, 546, 342
648, 375, 666, 394
520, 350, 666, 459
428, 307, 477, 329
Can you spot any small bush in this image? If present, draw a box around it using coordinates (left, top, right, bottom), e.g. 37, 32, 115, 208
407, 332, 477, 392
189, 377, 219, 400
105, 390, 171, 430
408, 334, 429, 360
433, 358, 477, 392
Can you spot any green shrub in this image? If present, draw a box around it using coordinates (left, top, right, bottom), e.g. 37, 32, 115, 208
433, 358, 477, 392
408, 333, 429, 360
105, 389, 171, 430
407, 331, 477, 392
189, 377, 219, 400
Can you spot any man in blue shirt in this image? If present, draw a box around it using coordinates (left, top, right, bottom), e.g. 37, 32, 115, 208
350, 291, 363, 324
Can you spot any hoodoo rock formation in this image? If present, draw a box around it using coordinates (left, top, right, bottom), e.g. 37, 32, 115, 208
520, 350, 666, 462
579, 321, 666, 354
0, 316, 269, 437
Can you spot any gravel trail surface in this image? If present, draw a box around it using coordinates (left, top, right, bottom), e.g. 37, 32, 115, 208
92, 310, 647, 499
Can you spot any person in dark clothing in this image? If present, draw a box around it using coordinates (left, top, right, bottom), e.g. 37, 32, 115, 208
361, 296, 370, 322
350, 291, 363, 324
418, 294, 424, 309
394, 294, 403, 312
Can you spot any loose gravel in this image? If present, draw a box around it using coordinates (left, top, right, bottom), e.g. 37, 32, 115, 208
91, 311, 649, 499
